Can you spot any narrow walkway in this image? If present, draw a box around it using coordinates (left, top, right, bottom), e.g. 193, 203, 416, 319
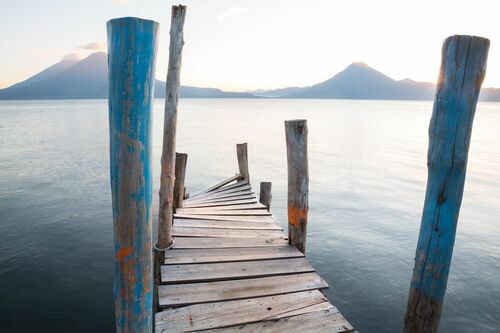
155, 175, 354, 332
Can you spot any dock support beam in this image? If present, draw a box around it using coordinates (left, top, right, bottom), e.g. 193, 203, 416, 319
285, 120, 309, 254
174, 153, 188, 210
155, 4, 186, 311
236, 143, 250, 183
259, 182, 272, 211
107, 17, 158, 333
404, 35, 489, 333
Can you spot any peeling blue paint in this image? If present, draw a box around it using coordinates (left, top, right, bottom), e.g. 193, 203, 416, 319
107, 17, 158, 333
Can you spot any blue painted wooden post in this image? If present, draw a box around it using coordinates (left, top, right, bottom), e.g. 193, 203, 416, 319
404, 35, 489, 332
107, 17, 158, 333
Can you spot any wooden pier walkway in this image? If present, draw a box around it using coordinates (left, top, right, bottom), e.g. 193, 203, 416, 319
155, 175, 354, 332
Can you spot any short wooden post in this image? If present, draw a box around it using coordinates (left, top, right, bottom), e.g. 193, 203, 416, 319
155, 4, 186, 311
285, 120, 309, 254
107, 17, 158, 332
404, 35, 489, 333
236, 143, 250, 183
259, 182, 272, 211
173, 153, 187, 209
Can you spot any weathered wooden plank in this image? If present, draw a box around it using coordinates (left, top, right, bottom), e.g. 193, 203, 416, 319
174, 219, 282, 230
259, 182, 272, 211
172, 226, 285, 238
107, 16, 158, 331
404, 35, 490, 333
204, 308, 354, 333
184, 198, 258, 208
188, 174, 241, 198
161, 257, 314, 283
186, 190, 255, 203
172, 237, 289, 249
180, 203, 266, 211
186, 184, 252, 202
173, 152, 187, 209
158, 272, 329, 307
164, 246, 304, 264
175, 209, 271, 216
174, 214, 276, 223
186, 194, 257, 204
155, 290, 329, 332
237, 143, 250, 183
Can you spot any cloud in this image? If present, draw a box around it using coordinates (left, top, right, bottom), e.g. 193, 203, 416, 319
79, 42, 106, 51
62, 53, 82, 60
218, 6, 247, 20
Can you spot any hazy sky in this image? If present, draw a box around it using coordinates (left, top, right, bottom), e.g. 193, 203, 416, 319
1, 0, 500, 90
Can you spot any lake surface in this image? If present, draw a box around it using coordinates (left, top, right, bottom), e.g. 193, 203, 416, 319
1, 99, 499, 332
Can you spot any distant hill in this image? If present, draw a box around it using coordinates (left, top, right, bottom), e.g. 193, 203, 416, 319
256, 62, 500, 101
0, 52, 256, 99
1, 54, 499, 101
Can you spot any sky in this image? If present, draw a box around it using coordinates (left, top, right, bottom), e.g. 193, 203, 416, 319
1, 0, 500, 91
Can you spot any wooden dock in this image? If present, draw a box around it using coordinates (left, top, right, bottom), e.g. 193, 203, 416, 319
155, 174, 354, 332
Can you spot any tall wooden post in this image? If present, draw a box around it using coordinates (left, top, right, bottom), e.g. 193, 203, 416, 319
107, 17, 158, 333
404, 35, 489, 333
155, 4, 186, 311
236, 143, 250, 183
285, 120, 309, 254
173, 153, 188, 210
259, 182, 272, 211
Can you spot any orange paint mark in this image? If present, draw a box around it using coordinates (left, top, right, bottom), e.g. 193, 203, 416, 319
288, 206, 308, 227
116, 247, 133, 261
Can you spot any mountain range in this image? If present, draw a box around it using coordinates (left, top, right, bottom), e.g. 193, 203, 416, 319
1, 52, 500, 101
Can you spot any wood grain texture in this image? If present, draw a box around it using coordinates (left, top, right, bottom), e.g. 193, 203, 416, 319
158, 272, 329, 307
180, 203, 266, 211
164, 246, 304, 264
107, 16, 158, 332
173, 152, 187, 209
285, 120, 309, 254
404, 35, 489, 333
184, 198, 258, 208
188, 175, 241, 199
155, 290, 330, 332
237, 143, 250, 183
172, 226, 285, 238
175, 208, 271, 216
161, 257, 314, 283
204, 308, 354, 333
259, 182, 272, 211
174, 219, 282, 230
186, 184, 251, 202
174, 214, 276, 223
172, 237, 289, 249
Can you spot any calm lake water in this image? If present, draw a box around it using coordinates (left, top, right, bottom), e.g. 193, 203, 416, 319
1, 99, 499, 332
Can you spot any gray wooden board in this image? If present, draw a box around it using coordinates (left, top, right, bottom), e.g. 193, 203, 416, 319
185, 193, 256, 204
172, 237, 289, 249
161, 257, 314, 283
164, 246, 304, 264
203, 308, 355, 333
158, 272, 329, 307
180, 203, 266, 211
189, 174, 241, 198
175, 209, 271, 216
174, 219, 282, 230
172, 226, 285, 238
189, 180, 248, 200
186, 190, 255, 203
186, 184, 252, 201
155, 290, 330, 332
174, 214, 276, 223
183, 198, 258, 208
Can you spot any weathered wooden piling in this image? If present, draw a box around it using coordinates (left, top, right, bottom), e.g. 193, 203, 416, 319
259, 182, 272, 211
173, 153, 188, 209
404, 35, 489, 333
107, 17, 158, 332
285, 120, 309, 254
236, 143, 250, 183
